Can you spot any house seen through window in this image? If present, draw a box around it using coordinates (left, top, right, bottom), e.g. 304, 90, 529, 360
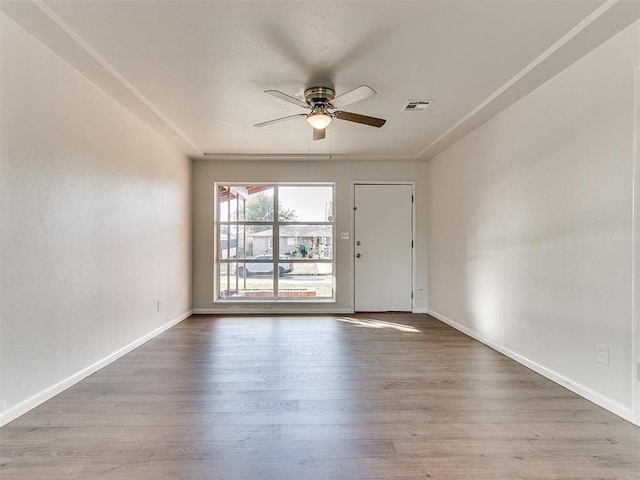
216, 184, 335, 301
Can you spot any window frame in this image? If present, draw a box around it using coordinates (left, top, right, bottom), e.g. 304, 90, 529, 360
214, 182, 336, 302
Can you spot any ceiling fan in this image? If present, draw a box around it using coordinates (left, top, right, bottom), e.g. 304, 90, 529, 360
254, 85, 386, 140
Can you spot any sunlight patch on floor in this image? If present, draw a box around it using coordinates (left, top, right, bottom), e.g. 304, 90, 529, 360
337, 316, 420, 333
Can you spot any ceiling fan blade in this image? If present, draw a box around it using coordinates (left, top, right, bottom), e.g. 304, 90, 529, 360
335, 110, 386, 128
330, 85, 377, 109
254, 113, 306, 127
313, 128, 326, 141
265, 90, 309, 109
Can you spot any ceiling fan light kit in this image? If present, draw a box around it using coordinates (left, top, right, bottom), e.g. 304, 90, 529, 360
255, 84, 386, 140
306, 110, 332, 129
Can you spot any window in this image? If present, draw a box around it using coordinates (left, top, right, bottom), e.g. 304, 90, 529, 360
215, 183, 335, 301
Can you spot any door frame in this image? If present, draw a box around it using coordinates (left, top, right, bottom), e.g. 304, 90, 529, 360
351, 181, 416, 313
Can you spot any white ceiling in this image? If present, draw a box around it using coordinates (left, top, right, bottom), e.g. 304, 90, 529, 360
2, 0, 639, 161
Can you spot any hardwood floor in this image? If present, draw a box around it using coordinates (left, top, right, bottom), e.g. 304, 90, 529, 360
1, 314, 639, 479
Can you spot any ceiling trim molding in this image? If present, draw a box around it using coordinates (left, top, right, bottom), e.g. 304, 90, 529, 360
201, 153, 419, 162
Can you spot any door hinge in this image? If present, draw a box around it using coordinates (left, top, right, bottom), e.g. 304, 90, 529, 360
411, 291, 414, 299
411, 195, 414, 203
411, 241, 414, 248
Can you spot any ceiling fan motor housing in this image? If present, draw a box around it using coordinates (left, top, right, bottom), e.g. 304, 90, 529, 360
304, 86, 335, 107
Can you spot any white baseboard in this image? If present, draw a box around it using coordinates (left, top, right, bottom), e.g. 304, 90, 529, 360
192, 307, 353, 315
0, 310, 192, 427
428, 309, 633, 424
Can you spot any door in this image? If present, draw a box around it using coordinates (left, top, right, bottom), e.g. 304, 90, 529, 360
354, 184, 413, 311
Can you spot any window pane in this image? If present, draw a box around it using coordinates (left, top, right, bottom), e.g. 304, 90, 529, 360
219, 225, 260, 260
246, 229, 273, 258
219, 186, 275, 222
238, 275, 274, 298
235, 261, 275, 278
278, 186, 333, 222
279, 225, 333, 259
218, 185, 247, 222
218, 262, 275, 299
279, 263, 334, 298
218, 263, 234, 298
219, 225, 237, 259
245, 187, 274, 222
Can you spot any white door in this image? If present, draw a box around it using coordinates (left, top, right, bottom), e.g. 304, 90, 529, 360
354, 184, 413, 311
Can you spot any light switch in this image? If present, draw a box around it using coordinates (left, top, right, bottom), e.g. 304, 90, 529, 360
341, 232, 349, 240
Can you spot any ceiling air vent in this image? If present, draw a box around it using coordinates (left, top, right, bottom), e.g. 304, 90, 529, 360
402, 100, 434, 112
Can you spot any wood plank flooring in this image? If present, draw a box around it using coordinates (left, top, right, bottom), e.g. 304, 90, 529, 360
1, 314, 639, 479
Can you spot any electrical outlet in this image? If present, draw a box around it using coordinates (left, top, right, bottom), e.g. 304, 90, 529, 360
596, 344, 609, 366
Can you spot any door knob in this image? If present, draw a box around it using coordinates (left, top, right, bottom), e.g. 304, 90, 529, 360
356, 253, 361, 258
356, 241, 361, 246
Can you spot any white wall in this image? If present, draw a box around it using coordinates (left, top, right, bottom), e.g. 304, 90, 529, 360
0, 13, 192, 425
192, 159, 428, 314
427, 20, 639, 421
